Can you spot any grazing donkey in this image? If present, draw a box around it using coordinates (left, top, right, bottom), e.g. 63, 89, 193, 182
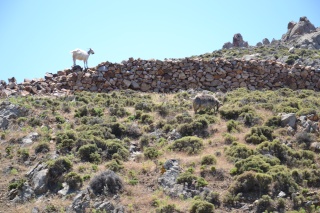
193, 94, 222, 114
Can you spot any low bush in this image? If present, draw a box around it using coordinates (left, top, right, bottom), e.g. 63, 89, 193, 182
169, 136, 204, 154
144, 147, 160, 159
233, 154, 280, 175
227, 120, 240, 132
48, 157, 72, 178
156, 204, 177, 213
177, 117, 209, 137
229, 171, 272, 196
8, 179, 26, 191
223, 133, 237, 144
65, 172, 83, 190
35, 142, 50, 153
89, 170, 123, 195
105, 139, 129, 160
245, 126, 273, 144
75, 106, 88, 118
201, 155, 217, 165
225, 142, 255, 162
190, 200, 215, 213
106, 159, 124, 172
264, 116, 281, 128
78, 144, 99, 162
220, 105, 254, 120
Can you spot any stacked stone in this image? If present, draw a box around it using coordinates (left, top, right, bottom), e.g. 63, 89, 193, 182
1, 57, 320, 97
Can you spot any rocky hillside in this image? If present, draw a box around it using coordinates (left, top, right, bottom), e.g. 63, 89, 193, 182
1, 16, 320, 213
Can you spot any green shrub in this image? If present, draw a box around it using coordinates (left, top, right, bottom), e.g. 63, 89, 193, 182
225, 142, 255, 162
109, 122, 126, 138
106, 159, 124, 172
256, 195, 276, 213
8, 179, 26, 191
197, 177, 208, 187
233, 154, 280, 175
170, 136, 204, 154
35, 142, 50, 153
154, 103, 170, 117
223, 133, 237, 144
226, 120, 240, 132
28, 117, 42, 127
140, 113, 154, 124
257, 140, 315, 167
245, 126, 273, 144
17, 148, 29, 160
156, 204, 177, 213
105, 139, 129, 160
75, 106, 88, 117
78, 144, 99, 162
220, 105, 254, 120
190, 200, 215, 213
176, 172, 198, 187
89, 107, 103, 117
48, 157, 72, 178
229, 171, 272, 196
55, 115, 66, 123
201, 191, 220, 207
65, 172, 83, 190
264, 116, 281, 128
109, 105, 128, 117
144, 147, 160, 159
201, 155, 217, 165
267, 165, 298, 195
177, 118, 209, 137
134, 102, 153, 112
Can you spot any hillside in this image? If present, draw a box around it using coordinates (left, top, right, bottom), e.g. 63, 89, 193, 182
1, 17, 320, 213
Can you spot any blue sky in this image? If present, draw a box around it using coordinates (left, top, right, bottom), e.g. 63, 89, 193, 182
1, 0, 319, 83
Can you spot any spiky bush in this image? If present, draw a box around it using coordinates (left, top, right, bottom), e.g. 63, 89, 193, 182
89, 170, 123, 195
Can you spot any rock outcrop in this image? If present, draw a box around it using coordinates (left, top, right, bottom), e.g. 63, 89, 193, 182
223, 33, 248, 49
281, 16, 320, 49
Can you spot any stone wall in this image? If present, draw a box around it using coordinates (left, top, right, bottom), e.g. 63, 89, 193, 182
2, 57, 320, 96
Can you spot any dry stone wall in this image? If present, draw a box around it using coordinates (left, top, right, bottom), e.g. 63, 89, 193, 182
2, 57, 320, 96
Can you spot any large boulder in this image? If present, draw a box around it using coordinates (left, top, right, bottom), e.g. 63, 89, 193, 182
26, 163, 49, 195
280, 113, 297, 128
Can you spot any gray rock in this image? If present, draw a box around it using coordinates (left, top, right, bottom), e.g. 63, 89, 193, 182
11, 182, 34, 203
21, 132, 39, 146
97, 66, 107, 72
280, 113, 296, 128
32, 169, 49, 195
277, 191, 286, 198
0, 117, 9, 130
262, 38, 270, 45
58, 182, 70, 196
71, 189, 91, 213
26, 163, 49, 195
222, 42, 233, 49
98, 201, 114, 211
158, 159, 180, 189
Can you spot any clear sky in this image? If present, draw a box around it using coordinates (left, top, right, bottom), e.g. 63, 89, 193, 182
1, 0, 319, 83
